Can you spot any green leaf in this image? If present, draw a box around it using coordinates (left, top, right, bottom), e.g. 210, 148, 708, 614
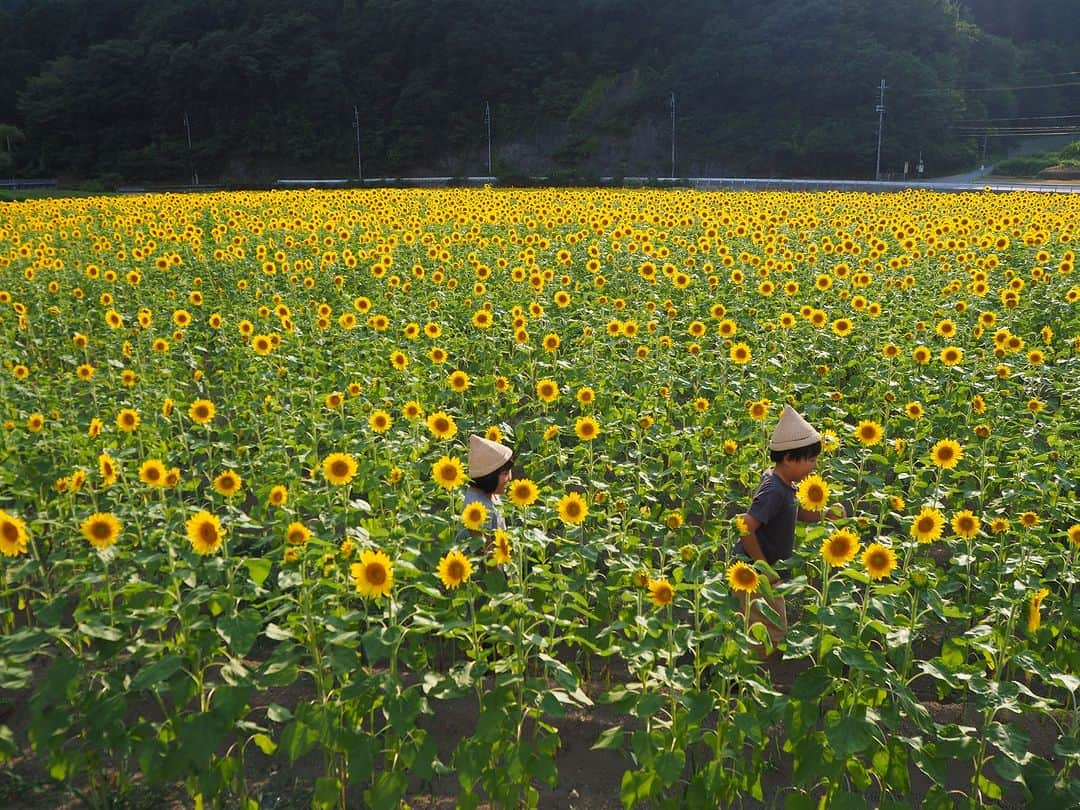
825, 715, 877, 757
790, 665, 831, 700
620, 768, 655, 808
243, 557, 272, 587
77, 621, 123, 641
592, 725, 625, 751
251, 733, 276, 755
217, 609, 262, 657
313, 776, 341, 810
986, 721, 1031, 764
130, 655, 184, 691
279, 721, 317, 763
655, 750, 685, 787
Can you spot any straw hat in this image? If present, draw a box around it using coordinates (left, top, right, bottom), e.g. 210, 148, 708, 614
769, 405, 821, 451
468, 434, 512, 477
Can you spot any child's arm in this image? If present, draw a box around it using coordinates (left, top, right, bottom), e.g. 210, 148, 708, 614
739, 514, 779, 583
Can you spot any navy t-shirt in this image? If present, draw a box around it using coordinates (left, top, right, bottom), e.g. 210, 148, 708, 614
734, 469, 798, 566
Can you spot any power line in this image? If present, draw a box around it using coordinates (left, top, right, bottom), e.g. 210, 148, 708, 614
961, 113, 1080, 123
914, 79, 1080, 96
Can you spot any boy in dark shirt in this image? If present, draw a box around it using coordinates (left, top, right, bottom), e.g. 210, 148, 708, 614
735, 405, 844, 656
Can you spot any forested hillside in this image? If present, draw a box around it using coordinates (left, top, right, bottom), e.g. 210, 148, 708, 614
0, 0, 1075, 182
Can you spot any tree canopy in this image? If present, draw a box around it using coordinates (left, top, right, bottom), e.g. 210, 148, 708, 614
0, 0, 1075, 181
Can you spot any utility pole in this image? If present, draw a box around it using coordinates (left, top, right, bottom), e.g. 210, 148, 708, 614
484, 100, 492, 176
670, 92, 676, 179
183, 110, 198, 186
353, 106, 363, 181
874, 79, 887, 181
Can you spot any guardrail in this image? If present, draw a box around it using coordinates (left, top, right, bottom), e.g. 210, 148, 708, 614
273, 176, 1078, 194
0, 179, 59, 190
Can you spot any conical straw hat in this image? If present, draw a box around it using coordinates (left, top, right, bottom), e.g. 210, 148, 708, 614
769, 405, 821, 451
468, 434, 513, 477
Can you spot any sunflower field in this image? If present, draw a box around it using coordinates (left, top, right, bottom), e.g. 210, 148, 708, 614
0, 187, 1078, 809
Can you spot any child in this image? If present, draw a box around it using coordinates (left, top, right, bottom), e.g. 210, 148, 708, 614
458, 433, 513, 550
735, 405, 844, 656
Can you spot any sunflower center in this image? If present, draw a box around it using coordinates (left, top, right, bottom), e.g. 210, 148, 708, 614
447, 560, 464, 580
366, 564, 386, 585
918, 517, 935, 533
331, 461, 349, 477
200, 523, 218, 544
92, 521, 111, 539
2, 522, 18, 542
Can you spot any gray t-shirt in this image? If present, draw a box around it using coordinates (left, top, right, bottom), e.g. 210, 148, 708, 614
734, 468, 797, 566
456, 487, 506, 546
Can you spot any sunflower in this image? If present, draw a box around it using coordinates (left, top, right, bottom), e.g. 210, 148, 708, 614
437, 550, 473, 589
286, 522, 311, 546
492, 529, 511, 565
81, 512, 122, 550
432, 456, 466, 490
557, 492, 588, 525
351, 549, 394, 598
0, 509, 29, 556
748, 399, 770, 420
951, 510, 980, 539
213, 470, 243, 497
543, 333, 561, 352
576, 387, 596, 405
862, 543, 897, 580
323, 452, 358, 486
1020, 511, 1039, 528
912, 346, 931, 365
854, 420, 884, 446
188, 399, 215, 425
575, 416, 600, 442
403, 400, 424, 421
904, 401, 924, 420
796, 474, 830, 512
1027, 587, 1050, 633
666, 512, 684, 530
694, 397, 710, 413
1066, 524, 1080, 548
139, 459, 167, 488
250, 332, 272, 354
536, 379, 560, 403
648, 578, 675, 607
268, 485, 288, 506
116, 408, 140, 432
325, 391, 344, 410
99, 453, 119, 487
448, 370, 470, 392
729, 342, 752, 364
508, 478, 539, 507
821, 528, 860, 567
726, 561, 759, 594
929, 439, 963, 469
939, 346, 963, 366
989, 517, 1010, 534
369, 410, 392, 433
427, 411, 457, 440
910, 507, 945, 543
77, 363, 95, 381
461, 501, 488, 531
